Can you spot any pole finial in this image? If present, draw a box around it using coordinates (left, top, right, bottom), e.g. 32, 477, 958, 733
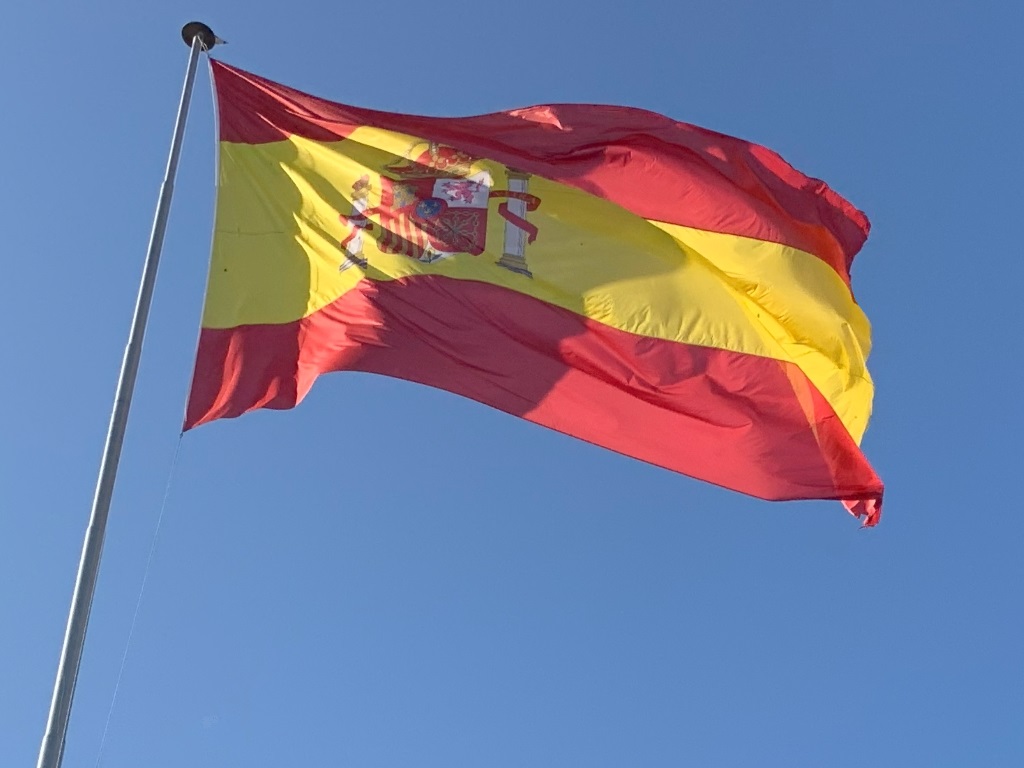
181, 21, 224, 50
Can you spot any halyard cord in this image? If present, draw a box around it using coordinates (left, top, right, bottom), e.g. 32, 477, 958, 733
93, 435, 184, 768
95, 48, 217, 767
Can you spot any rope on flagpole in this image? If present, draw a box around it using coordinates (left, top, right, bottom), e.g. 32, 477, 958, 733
92, 435, 184, 767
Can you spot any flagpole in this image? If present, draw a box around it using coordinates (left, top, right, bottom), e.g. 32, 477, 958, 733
35, 23, 221, 768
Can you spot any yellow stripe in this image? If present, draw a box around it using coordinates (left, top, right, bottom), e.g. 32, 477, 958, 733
652, 221, 873, 443
204, 128, 873, 442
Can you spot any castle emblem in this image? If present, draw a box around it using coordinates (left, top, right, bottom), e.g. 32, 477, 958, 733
339, 143, 540, 276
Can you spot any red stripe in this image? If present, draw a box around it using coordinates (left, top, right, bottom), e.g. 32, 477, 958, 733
211, 62, 868, 286
186, 276, 883, 524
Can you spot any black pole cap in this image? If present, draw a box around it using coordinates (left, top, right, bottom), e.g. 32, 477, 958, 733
181, 22, 224, 50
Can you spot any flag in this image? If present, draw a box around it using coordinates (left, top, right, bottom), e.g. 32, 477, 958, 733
186, 61, 884, 524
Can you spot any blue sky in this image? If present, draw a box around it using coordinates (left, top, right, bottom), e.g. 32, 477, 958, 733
2, 1, 1022, 766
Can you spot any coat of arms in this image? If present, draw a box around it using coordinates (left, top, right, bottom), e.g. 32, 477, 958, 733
339, 143, 540, 277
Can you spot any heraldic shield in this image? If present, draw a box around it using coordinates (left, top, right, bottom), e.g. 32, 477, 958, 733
340, 143, 541, 276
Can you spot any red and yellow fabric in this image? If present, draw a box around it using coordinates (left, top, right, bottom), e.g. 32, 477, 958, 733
187, 61, 884, 524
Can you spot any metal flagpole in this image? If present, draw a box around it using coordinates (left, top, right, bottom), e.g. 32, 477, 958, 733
35, 22, 222, 768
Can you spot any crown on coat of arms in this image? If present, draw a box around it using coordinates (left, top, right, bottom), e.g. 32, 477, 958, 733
384, 142, 476, 179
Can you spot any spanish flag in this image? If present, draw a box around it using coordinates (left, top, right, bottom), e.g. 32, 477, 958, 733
186, 61, 884, 524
